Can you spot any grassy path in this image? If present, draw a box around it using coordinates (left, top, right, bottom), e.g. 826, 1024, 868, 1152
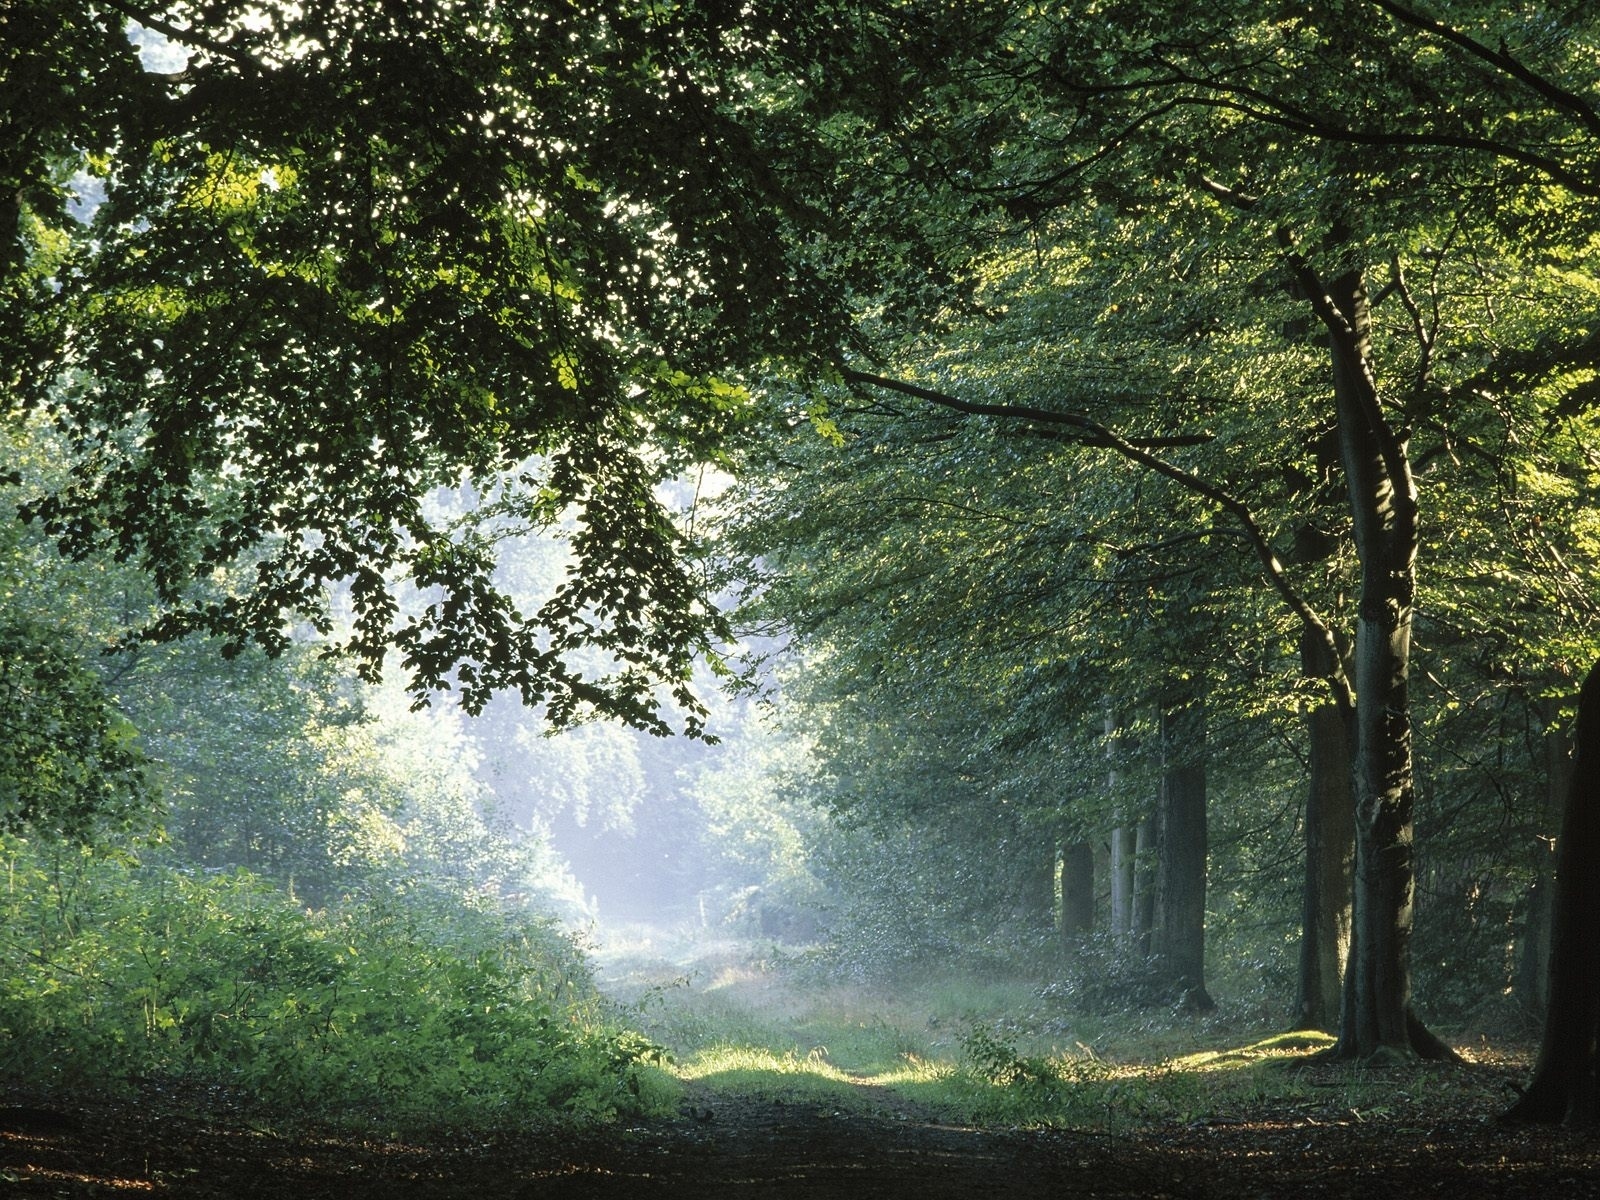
4, 940, 1590, 1198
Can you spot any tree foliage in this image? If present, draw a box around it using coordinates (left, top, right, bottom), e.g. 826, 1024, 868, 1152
0, 617, 151, 840
7, 0, 1600, 1117
2, 0, 874, 732
709, 0, 1600, 1057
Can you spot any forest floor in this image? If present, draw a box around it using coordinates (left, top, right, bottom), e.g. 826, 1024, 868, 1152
5, 939, 1599, 1198
3, 1053, 1599, 1199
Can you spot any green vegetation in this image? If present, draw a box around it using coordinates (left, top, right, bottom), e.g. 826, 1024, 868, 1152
602, 942, 1502, 1132
0, 838, 675, 1130
0, 416, 681, 1129
4, 0, 1600, 1142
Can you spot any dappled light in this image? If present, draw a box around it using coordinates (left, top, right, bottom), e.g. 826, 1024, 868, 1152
6, 936, 1594, 1197
7, 0, 1600, 1195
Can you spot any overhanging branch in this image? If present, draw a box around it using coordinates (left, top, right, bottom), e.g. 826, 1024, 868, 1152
838, 369, 1213, 449
839, 367, 1356, 714
98, 0, 264, 75
1367, 0, 1600, 139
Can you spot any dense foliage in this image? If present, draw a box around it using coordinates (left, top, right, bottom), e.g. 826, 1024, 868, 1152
5, 0, 1600, 1132
709, 0, 1600, 1053
0, 419, 673, 1124
0, 618, 151, 841
0, 842, 672, 1125
3, 0, 876, 732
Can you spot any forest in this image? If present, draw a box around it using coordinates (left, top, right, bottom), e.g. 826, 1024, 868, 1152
3, 1, 1600, 1196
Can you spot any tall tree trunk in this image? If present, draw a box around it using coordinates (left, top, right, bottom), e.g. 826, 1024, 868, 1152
1301, 262, 1450, 1061
1514, 698, 1572, 1013
1110, 825, 1136, 939
1504, 659, 1600, 1125
1059, 839, 1095, 943
1025, 834, 1058, 932
1091, 837, 1110, 932
1133, 813, 1156, 958
1153, 686, 1213, 1010
1106, 704, 1138, 941
1295, 629, 1355, 1031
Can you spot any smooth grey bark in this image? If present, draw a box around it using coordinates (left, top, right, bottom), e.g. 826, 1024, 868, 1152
1504, 659, 1600, 1125
1153, 688, 1213, 1010
1305, 263, 1451, 1061
1133, 813, 1156, 958
1107, 705, 1139, 941
1295, 631, 1355, 1031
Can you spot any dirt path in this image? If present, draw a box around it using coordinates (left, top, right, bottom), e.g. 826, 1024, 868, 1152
3, 1078, 1600, 1197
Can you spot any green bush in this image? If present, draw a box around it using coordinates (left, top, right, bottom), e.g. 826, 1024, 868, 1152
0, 840, 673, 1127
960, 1022, 1061, 1091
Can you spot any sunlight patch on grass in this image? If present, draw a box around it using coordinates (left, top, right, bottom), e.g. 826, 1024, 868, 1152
859, 1055, 952, 1089
676, 1044, 948, 1088
1170, 1030, 1336, 1072
677, 1044, 856, 1085
7, 1164, 156, 1192
673, 1042, 954, 1112
677, 1047, 873, 1109
599, 937, 1413, 1133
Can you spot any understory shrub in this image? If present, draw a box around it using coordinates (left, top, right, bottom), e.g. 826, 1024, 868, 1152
1042, 933, 1195, 1015
0, 839, 672, 1127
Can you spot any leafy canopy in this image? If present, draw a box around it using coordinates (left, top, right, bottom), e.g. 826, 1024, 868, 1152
0, 617, 152, 840
4, 0, 862, 732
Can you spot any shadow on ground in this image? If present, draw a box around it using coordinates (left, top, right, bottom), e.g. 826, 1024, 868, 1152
4, 1060, 1600, 1200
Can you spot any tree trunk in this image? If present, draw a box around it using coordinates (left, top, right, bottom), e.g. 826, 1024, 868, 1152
1153, 687, 1213, 1010
1059, 839, 1095, 942
1107, 704, 1139, 941
1110, 824, 1137, 939
1026, 835, 1058, 931
1309, 264, 1450, 1061
1091, 837, 1110, 931
1295, 629, 1355, 1031
1132, 813, 1156, 958
1513, 699, 1571, 1014
1503, 659, 1600, 1125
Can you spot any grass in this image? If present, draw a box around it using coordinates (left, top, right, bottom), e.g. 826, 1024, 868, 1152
595, 931, 1512, 1132
673, 1043, 947, 1111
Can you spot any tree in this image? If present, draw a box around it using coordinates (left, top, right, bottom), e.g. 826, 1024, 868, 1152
0, 421, 153, 843
763, 0, 1600, 1060
1296, 626, 1355, 1031
721, 287, 1327, 996
1504, 658, 1600, 1125
0, 617, 150, 841
1152, 680, 1212, 1010
3, 0, 868, 733
126, 637, 372, 895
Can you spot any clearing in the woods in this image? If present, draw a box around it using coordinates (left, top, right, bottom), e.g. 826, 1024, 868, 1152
3, 943, 1596, 1198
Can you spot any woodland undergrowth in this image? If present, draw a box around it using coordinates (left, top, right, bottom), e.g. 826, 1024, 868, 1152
0, 838, 676, 1131
601, 933, 1529, 1132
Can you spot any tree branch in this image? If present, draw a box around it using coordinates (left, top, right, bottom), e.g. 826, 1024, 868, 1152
1182, 94, 1599, 198
1388, 255, 1435, 394
839, 367, 1356, 714
1272, 238, 1416, 513
1366, 0, 1600, 139
97, 0, 264, 75
838, 369, 1213, 449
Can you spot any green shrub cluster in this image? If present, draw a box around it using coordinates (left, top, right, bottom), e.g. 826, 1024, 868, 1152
0, 840, 674, 1128
954, 1022, 1220, 1128
960, 1022, 1065, 1095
